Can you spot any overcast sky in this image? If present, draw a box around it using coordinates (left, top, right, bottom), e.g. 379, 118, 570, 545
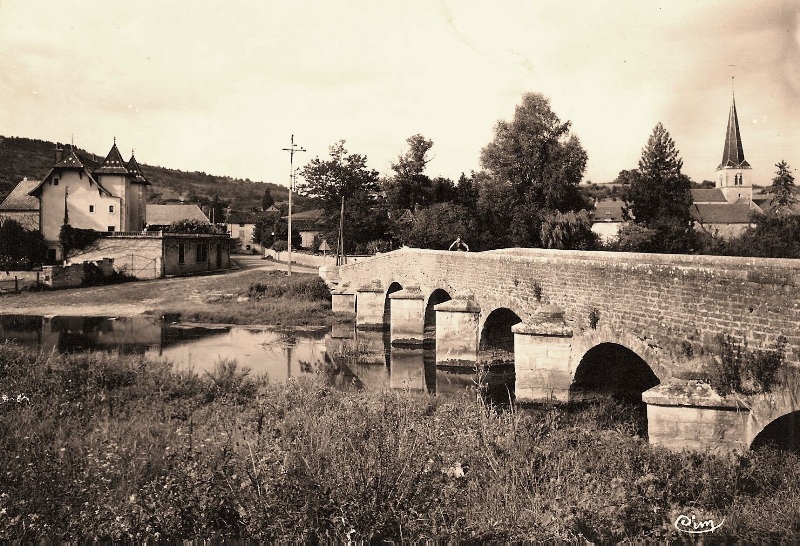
2, 0, 799, 189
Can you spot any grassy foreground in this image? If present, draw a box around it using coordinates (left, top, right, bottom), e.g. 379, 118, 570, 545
1, 344, 799, 541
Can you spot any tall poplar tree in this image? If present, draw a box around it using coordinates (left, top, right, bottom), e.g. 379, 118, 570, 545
625, 123, 693, 226
770, 160, 796, 211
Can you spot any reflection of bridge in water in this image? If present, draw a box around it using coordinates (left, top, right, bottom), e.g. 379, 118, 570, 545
326, 323, 513, 403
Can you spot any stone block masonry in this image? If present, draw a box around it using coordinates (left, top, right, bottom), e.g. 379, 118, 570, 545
332, 247, 800, 374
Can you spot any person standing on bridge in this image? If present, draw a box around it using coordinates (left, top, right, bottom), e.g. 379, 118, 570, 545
449, 235, 469, 252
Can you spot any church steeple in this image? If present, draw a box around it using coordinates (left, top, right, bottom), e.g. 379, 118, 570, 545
718, 94, 750, 170
715, 88, 753, 203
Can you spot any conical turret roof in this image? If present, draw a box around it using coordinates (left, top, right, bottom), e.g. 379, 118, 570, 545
718, 95, 751, 170
94, 141, 130, 175
126, 151, 150, 185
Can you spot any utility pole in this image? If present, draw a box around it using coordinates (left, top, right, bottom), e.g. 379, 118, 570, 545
282, 135, 306, 276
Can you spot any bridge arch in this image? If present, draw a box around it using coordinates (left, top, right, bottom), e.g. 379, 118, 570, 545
480, 307, 522, 357
424, 288, 452, 347
383, 282, 403, 330
750, 410, 800, 452
570, 342, 660, 404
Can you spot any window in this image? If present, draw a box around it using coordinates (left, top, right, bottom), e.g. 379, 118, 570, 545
89, 205, 95, 213
107, 226, 115, 232
735, 173, 743, 186
109, 205, 115, 213
178, 243, 186, 264
196, 243, 208, 263
238, 230, 245, 239
52, 177, 59, 186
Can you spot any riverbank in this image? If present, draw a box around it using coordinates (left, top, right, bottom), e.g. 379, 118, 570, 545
0, 262, 335, 326
0, 343, 798, 541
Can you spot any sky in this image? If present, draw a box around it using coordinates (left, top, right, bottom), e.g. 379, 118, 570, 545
2, 0, 800, 189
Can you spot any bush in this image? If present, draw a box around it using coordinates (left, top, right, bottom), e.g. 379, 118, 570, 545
707, 335, 786, 395
59, 224, 102, 257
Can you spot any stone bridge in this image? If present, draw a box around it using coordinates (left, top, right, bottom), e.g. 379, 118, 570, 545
325, 247, 800, 453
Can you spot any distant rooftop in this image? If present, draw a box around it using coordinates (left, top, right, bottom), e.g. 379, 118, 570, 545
0, 177, 39, 211
146, 204, 209, 226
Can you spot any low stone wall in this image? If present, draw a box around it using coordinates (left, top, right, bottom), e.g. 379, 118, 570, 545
0, 270, 41, 292
264, 249, 371, 268
70, 237, 163, 279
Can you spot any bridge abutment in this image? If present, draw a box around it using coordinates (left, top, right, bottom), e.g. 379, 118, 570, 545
513, 306, 574, 402
389, 287, 425, 346
355, 281, 384, 329
434, 296, 481, 368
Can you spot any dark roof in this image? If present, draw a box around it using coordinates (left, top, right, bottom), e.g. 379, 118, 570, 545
94, 142, 130, 175
718, 95, 751, 170
592, 199, 625, 222
691, 188, 727, 203
54, 149, 87, 169
691, 203, 753, 224
126, 152, 150, 185
146, 204, 209, 226
281, 208, 325, 230
0, 177, 39, 211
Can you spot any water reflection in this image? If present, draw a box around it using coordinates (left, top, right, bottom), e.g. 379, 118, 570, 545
0, 315, 514, 401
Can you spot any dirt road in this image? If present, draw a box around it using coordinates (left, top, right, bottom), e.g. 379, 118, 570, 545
0, 256, 320, 317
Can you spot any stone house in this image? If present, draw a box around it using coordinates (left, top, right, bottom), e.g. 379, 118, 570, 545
26, 141, 149, 260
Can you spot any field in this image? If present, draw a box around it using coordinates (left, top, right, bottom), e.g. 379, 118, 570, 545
0, 342, 799, 541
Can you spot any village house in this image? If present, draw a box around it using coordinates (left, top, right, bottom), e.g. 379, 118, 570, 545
284, 208, 325, 249
3, 140, 231, 278
25, 141, 148, 261
226, 207, 280, 253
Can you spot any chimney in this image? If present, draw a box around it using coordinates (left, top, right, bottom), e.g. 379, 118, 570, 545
55, 144, 63, 164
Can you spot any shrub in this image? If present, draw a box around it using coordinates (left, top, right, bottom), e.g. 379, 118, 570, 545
707, 335, 786, 395
59, 224, 102, 257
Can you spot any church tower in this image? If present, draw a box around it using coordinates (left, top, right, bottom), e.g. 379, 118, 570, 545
715, 91, 753, 203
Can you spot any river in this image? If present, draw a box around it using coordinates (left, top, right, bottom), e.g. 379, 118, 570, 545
0, 314, 514, 400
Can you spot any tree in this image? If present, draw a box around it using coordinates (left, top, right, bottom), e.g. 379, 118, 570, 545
297, 140, 380, 215
261, 187, 275, 211
384, 134, 437, 211
297, 141, 385, 254
480, 92, 588, 212
624, 123, 693, 226
770, 160, 796, 211
391, 134, 433, 180
0, 219, 47, 268
166, 219, 220, 234
540, 210, 599, 250
402, 203, 474, 250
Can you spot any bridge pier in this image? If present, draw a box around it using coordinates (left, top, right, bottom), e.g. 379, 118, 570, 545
331, 285, 355, 314
643, 380, 749, 453
513, 305, 573, 402
389, 286, 425, 346
434, 296, 481, 368
355, 280, 384, 330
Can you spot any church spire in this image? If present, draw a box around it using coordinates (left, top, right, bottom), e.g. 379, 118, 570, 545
718, 92, 750, 170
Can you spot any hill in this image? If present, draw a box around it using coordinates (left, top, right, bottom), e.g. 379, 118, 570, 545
0, 136, 310, 211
